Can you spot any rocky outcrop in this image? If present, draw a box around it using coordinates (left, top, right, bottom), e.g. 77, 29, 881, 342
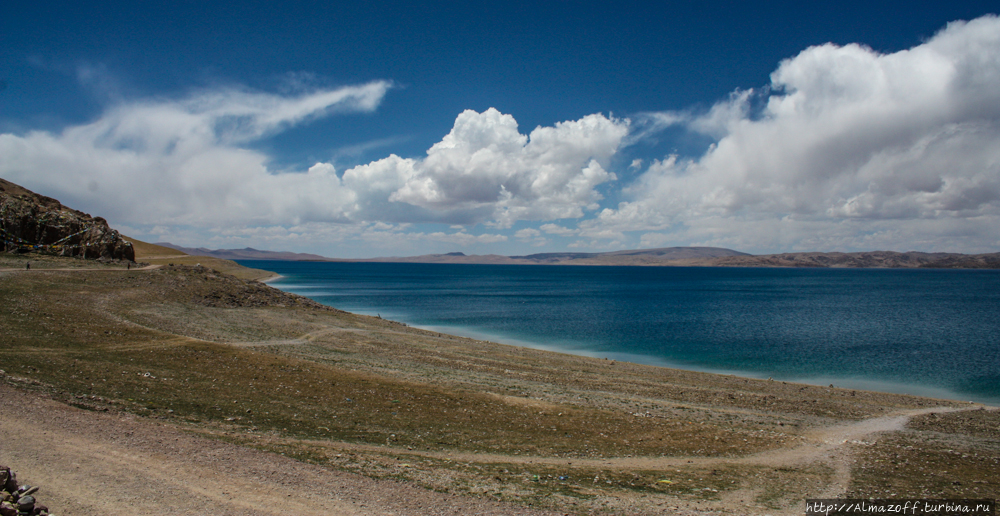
0, 178, 134, 262
0, 465, 53, 516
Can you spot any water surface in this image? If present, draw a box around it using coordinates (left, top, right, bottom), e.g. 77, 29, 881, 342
238, 260, 1000, 404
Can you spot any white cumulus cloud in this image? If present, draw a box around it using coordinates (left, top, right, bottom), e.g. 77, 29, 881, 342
384, 108, 629, 228
590, 15, 1000, 252
1, 83, 630, 254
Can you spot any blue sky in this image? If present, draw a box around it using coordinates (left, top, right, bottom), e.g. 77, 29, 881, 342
2, 2, 999, 257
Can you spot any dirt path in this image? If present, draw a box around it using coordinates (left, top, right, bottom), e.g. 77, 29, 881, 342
8, 389, 945, 516
196, 404, 965, 515
713, 406, 964, 508
258, 406, 957, 471
0, 264, 162, 272
0, 384, 558, 516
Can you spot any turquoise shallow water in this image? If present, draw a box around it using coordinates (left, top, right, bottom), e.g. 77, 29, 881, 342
238, 260, 1000, 404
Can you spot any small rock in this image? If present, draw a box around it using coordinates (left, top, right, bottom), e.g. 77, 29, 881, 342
16, 495, 34, 513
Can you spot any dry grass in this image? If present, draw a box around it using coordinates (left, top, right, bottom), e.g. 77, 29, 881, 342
1, 255, 992, 514
121, 235, 186, 259
124, 235, 276, 280
1, 266, 775, 458
0, 252, 129, 270
846, 432, 999, 499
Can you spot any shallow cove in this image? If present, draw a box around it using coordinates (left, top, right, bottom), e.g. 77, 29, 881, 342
239, 260, 1000, 404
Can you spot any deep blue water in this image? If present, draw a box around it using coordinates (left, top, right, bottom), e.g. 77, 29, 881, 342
238, 260, 1000, 404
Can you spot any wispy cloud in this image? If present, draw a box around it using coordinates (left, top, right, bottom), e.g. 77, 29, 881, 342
514, 228, 547, 246
539, 223, 578, 236
331, 135, 412, 161
0, 82, 390, 227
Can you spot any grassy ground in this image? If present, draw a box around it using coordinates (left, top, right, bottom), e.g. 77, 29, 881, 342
846, 410, 1000, 499
122, 235, 276, 281
0, 252, 130, 270
1, 255, 996, 514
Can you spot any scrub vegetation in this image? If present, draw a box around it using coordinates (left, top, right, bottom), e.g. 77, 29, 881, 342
1, 255, 996, 514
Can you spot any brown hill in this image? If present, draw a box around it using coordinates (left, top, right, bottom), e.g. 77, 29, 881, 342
0, 177, 134, 261
706, 251, 1000, 269
118, 237, 275, 282
358, 252, 517, 264
129, 239, 187, 259
354, 248, 1000, 269
153, 245, 750, 265
356, 246, 749, 266
157, 243, 333, 262
512, 246, 749, 265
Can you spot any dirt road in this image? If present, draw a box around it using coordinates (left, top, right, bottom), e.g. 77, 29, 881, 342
0, 384, 557, 516
0, 265, 162, 272
6, 381, 974, 516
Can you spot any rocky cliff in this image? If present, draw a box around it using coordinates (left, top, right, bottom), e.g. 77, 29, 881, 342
0, 178, 134, 262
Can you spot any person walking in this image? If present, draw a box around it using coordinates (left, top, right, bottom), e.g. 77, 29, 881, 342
25, 261, 30, 270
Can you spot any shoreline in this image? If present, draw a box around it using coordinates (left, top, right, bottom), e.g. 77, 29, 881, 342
261, 271, 999, 408
362, 317, 999, 407
4, 258, 999, 512
259, 272, 284, 283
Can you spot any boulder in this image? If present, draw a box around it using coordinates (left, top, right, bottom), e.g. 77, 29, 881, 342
0, 468, 14, 494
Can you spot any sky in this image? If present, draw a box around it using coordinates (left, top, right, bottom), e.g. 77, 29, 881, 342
2, 2, 999, 258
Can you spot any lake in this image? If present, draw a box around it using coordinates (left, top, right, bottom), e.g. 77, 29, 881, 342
237, 260, 1000, 404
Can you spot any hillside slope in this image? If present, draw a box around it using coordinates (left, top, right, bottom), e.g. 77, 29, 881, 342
157, 243, 332, 262
125, 237, 276, 281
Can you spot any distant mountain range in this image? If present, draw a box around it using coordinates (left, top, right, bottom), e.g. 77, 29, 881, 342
157, 244, 749, 265
356, 246, 751, 266
156, 243, 334, 262
154, 243, 1000, 268
706, 251, 1000, 269
6, 175, 995, 269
